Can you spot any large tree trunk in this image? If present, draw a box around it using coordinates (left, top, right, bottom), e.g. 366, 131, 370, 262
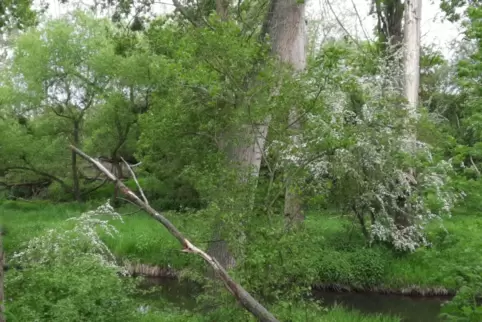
208, 122, 269, 269
267, 0, 307, 226
206, 0, 271, 269
397, 0, 421, 227
403, 0, 421, 112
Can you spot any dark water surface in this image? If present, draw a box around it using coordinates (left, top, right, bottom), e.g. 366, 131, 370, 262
141, 277, 450, 321
313, 289, 450, 322
139, 276, 201, 310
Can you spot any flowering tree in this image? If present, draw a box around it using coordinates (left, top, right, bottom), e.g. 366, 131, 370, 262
271, 40, 458, 251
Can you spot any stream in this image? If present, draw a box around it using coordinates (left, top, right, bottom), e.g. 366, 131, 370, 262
313, 289, 449, 322
140, 277, 450, 321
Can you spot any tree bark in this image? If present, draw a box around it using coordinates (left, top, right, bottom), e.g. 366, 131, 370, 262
72, 120, 81, 202
70, 145, 280, 322
207, 0, 271, 269
267, 0, 307, 226
397, 0, 421, 227
208, 122, 269, 269
403, 0, 421, 113
372, 0, 405, 52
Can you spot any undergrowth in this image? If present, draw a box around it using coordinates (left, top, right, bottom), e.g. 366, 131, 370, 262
2, 199, 482, 293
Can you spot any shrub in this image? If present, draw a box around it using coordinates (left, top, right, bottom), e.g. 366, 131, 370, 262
440, 266, 482, 321
348, 249, 385, 287
5, 257, 140, 322
4, 202, 142, 321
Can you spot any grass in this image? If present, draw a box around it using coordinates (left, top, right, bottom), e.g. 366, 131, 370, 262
2, 199, 482, 292
322, 306, 401, 322
9, 200, 469, 321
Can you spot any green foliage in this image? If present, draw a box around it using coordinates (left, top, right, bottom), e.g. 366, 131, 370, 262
5, 258, 139, 321
2, 1, 482, 321
3, 202, 140, 321
440, 267, 482, 321
0, 0, 39, 31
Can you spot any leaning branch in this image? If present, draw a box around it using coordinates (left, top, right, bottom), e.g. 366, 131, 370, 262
69, 145, 279, 322
4, 166, 70, 192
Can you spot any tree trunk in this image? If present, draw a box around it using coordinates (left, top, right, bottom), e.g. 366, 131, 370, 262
206, 0, 271, 269
397, 0, 421, 227
208, 122, 269, 269
267, 0, 307, 226
112, 158, 123, 208
403, 0, 421, 113
372, 0, 404, 52
72, 120, 81, 202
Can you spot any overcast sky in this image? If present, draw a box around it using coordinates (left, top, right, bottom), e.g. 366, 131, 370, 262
37, 0, 463, 58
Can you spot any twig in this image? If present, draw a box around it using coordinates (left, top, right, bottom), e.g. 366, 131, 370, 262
325, 0, 362, 50
470, 156, 481, 178
121, 157, 148, 205
69, 145, 279, 322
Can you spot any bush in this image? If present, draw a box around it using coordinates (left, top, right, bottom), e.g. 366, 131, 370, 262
348, 249, 385, 287
46, 181, 73, 202
440, 266, 482, 321
318, 250, 355, 285
5, 257, 140, 322
4, 202, 142, 321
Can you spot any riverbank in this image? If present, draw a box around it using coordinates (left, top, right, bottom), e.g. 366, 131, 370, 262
2, 200, 480, 293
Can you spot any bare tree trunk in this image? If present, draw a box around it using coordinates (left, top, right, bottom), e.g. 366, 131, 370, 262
71, 120, 81, 202
403, 0, 421, 113
0, 228, 5, 322
397, 0, 421, 227
267, 0, 307, 226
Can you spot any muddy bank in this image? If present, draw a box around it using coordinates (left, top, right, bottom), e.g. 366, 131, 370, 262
125, 262, 455, 298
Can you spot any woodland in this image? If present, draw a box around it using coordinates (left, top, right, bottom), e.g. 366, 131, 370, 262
1, 0, 482, 321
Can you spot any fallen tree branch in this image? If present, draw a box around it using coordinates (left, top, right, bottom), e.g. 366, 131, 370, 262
69, 145, 279, 322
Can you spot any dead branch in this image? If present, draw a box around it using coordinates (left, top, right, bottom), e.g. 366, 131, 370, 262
69, 145, 279, 322
121, 157, 148, 205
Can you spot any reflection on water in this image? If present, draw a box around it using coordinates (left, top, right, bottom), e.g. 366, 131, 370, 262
313, 290, 451, 322
137, 276, 201, 310
138, 277, 451, 322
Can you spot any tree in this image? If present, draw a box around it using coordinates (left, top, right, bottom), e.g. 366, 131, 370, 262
266, 0, 307, 226
3, 11, 121, 201
370, 0, 405, 53
0, 0, 39, 32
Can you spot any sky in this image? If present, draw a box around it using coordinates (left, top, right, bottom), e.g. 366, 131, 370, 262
38, 0, 463, 58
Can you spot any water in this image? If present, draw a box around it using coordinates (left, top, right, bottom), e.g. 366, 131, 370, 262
140, 277, 450, 321
138, 277, 201, 310
313, 289, 450, 322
